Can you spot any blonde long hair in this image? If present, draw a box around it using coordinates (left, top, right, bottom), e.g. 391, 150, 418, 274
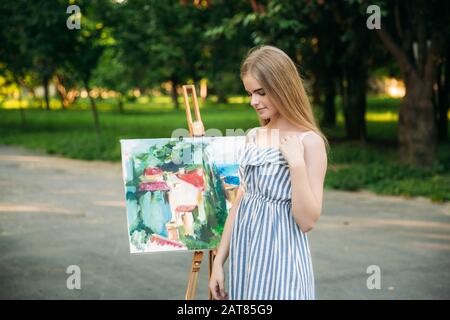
240, 45, 329, 148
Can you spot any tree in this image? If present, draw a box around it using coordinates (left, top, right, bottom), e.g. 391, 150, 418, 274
206, 0, 375, 140
375, 0, 449, 166
0, 0, 36, 125
203, 1, 255, 102
106, 0, 208, 109
26, 0, 78, 111
71, 27, 105, 135
64, 0, 109, 135
91, 47, 132, 114
1, 0, 84, 112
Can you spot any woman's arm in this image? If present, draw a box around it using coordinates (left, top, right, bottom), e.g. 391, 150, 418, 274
287, 133, 328, 233
209, 184, 244, 299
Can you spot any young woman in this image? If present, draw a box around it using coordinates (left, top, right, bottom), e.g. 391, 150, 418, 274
209, 45, 328, 300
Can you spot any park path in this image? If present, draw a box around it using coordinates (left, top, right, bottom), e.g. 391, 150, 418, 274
0, 145, 449, 299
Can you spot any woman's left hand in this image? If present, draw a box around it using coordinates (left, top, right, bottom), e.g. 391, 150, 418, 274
279, 135, 306, 168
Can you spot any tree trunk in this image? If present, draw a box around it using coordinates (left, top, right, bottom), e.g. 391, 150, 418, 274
375, 21, 444, 167
43, 76, 50, 111
29, 90, 37, 109
342, 69, 367, 141
322, 77, 336, 127
84, 80, 101, 136
57, 93, 66, 110
117, 95, 124, 114
18, 85, 26, 128
436, 49, 449, 142
13, 76, 26, 127
312, 78, 323, 110
399, 73, 436, 166
171, 80, 180, 110
55, 75, 67, 110
216, 92, 228, 104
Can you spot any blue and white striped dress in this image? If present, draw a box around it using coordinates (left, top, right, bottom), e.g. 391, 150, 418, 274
229, 129, 315, 300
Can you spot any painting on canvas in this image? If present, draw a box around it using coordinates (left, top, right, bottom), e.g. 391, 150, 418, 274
120, 136, 245, 253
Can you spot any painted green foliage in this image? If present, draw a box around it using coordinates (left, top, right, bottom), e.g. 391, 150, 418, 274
126, 138, 232, 251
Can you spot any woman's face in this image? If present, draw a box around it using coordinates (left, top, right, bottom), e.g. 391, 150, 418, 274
242, 74, 279, 121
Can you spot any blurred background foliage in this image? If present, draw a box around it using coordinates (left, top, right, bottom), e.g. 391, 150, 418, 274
0, 0, 449, 201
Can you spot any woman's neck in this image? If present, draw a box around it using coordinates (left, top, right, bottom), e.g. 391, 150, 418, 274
265, 114, 300, 131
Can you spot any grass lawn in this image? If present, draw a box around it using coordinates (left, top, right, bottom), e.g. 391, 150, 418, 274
1, 95, 449, 202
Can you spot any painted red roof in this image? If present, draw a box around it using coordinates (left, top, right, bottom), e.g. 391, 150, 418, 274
144, 167, 163, 176
176, 169, 205, 191
176, 205, 197, 212
139, 181, 169, 191
150, 234, 185, 248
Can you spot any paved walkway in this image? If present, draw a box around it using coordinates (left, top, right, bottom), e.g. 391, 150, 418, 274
0, 145, 449, 299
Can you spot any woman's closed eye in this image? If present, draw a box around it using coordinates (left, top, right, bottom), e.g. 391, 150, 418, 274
247, 89, 266, 96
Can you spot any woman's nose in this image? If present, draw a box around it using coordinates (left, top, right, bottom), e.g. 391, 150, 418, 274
250, 94, 259, 107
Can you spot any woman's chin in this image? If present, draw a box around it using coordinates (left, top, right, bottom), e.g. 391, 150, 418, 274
256, 110, 267, 119
259, 113, 271, 120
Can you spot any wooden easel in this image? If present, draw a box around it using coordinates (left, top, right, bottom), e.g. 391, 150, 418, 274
182, 84, 217, 300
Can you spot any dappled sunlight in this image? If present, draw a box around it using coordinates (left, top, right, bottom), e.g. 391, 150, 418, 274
369, 218, 450, 230
0, 155, 53, 162
365, 112, 398, 122
3, 99, 62, 110
323, 216, 450, 231
412, 242, 450, 251
228, 96, 249, 104
0, 203, 82, 215
92, 200, 125, 208
395, 231, 450, 252
318, 216, 450, 252
52, 189, 116, 196
396, 231, 450, 241
151, 96, 175, 104
385, 78, 406, 98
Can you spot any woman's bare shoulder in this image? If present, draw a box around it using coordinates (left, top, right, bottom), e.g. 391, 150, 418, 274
302, 131, 326, 149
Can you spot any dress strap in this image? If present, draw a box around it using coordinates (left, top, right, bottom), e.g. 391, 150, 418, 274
246, 127, 259, 143
247, 127, 313, 143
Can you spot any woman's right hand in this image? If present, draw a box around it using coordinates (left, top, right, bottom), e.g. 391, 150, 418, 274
209, 262, 228, 300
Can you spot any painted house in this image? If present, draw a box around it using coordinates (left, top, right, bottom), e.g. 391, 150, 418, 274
165, 168, 206, 237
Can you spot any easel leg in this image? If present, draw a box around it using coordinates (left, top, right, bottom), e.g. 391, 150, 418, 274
185, 251, 203, 300
182, 84, 218, 300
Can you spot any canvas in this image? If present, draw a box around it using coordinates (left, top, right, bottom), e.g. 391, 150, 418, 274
120, 136, 245, 254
